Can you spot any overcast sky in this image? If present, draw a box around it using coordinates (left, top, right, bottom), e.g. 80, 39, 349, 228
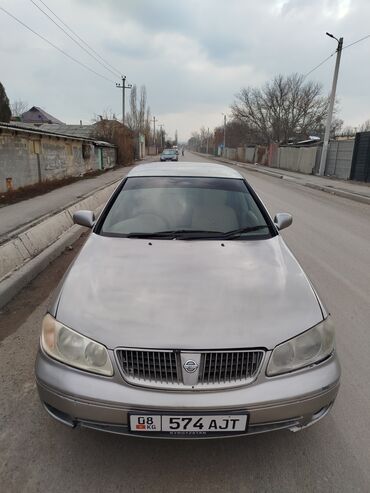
1, 0, 369, 140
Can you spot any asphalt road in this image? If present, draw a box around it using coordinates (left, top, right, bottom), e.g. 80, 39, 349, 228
1, 151, 369, 492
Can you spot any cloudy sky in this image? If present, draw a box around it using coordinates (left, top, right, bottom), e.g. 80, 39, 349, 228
1, 0, 369, 140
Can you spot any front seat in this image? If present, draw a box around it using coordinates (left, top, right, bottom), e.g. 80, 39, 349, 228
191, 191, 239, 232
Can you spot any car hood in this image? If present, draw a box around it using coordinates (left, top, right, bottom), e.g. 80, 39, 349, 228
54, 234, 323, 350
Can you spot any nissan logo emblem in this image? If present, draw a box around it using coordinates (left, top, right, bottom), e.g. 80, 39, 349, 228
183, 359, 198, 373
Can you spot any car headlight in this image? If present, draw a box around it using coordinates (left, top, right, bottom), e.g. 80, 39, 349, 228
41, 313, 113, 376
267, 317, 335, 376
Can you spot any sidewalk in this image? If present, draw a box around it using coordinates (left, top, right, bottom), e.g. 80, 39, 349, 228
0, 164, 134, 242
199, 153, 370, 205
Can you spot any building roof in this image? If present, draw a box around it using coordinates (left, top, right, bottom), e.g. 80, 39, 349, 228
128, 162, 242, 179
0, 122, 115, 147
37, 124, 95, 138
8, 122, 97, 139
21, 106, 64, 124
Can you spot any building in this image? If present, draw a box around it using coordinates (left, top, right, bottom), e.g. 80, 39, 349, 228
20, 106, 64, 125
0, 122, 117, 193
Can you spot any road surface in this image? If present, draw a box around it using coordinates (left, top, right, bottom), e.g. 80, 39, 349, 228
1, 151, 369, 492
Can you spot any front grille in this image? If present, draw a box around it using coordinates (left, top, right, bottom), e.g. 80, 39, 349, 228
116, 349, 179, 385
115, 349, 265, 390
199, 351, 264, 385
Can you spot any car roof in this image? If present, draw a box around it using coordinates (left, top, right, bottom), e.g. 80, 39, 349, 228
127, 162, 243, 179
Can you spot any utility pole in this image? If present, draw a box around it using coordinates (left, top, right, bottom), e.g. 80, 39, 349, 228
318, 33, 343, 176
116, 75, 132, 125
206, 127, 209, 154
222, 114, 227, 155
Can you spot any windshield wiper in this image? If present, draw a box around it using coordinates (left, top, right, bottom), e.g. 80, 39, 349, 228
176, 225, 269, 240
219, 225, 269, 239
125, 231, 176, 238
125, 226, 268, 240
125, 229, 222, 239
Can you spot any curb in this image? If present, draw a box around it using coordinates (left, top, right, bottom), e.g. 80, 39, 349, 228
0, 184, 116, 310
197, 153, 370, 206
0, 225, 83, 309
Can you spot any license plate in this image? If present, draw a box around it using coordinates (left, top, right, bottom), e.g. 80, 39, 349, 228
129, 414, 247, 434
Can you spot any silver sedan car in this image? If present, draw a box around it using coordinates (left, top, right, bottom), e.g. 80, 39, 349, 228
35, 162, 340, 438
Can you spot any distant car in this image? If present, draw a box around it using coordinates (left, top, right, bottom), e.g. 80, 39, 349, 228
36, 161, 340, 438
160, 149, 178, 161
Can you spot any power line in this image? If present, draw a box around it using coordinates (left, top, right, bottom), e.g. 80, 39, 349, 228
303, 51, 336, 79
0, 5, 115, 83
342, 34, 370, 50
35, 0, 123, 78
304, 34, 370, 79
29, 0, 122, 78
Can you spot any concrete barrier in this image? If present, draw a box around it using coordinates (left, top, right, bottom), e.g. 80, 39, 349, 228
0, 181, 119, 309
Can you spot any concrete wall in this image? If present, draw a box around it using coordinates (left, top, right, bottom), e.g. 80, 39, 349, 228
237, 147, 245, 162
0, 130, 116, 193
325, 140, 354, 179
276, 146, 319, 174
238, 146, 256, 162
245, 147, 256, 163
210, 139, 353, 179
224, 148, 237, 160
0, 133, 39, 190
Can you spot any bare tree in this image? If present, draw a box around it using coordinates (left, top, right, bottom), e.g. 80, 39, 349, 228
138, 86, 146, 132
359, 119, 370, 132
10, 99, 28, 117
330, 118, 344, 138
188, 127, 214, 152
91, 107, 118, 123
231, 74, 329, 144
339, 125, 357, 138
144, 107, 151, 142
126, 85, 151, 141
188, 131, 201, 151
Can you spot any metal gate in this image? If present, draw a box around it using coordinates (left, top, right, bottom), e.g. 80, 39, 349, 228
350, 132, 370, 182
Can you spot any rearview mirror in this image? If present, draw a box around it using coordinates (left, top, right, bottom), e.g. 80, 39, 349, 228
73, 210, 95, 228
274, 213, 292, 231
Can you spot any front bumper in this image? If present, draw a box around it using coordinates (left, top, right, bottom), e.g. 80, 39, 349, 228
35, 348, 340, 438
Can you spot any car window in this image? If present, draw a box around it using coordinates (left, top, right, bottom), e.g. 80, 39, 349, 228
99, 177, 272, 239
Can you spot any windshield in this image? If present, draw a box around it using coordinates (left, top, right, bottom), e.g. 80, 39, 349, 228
163, 149, 175, 155
99, 177, 273, 239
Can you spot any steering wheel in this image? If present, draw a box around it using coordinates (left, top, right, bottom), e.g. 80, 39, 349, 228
135, 210, 170, 230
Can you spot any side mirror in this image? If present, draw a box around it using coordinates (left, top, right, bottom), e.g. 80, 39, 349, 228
274, 212, 292, 231
73, 210, 95, 228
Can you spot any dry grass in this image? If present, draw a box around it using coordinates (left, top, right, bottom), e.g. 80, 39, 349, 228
0, 170, 104, 206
